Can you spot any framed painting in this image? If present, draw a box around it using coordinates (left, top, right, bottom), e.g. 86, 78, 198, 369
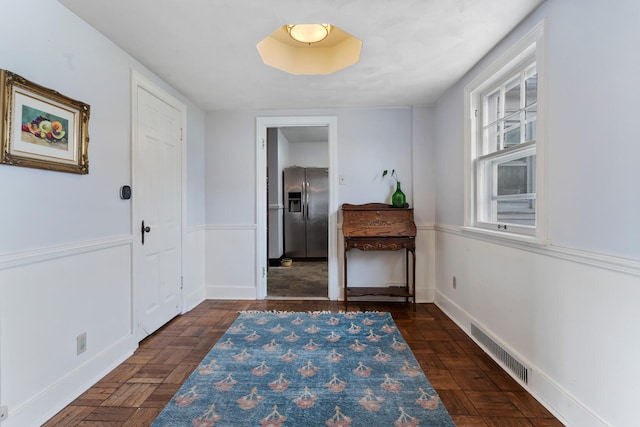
0, 69, 90, 174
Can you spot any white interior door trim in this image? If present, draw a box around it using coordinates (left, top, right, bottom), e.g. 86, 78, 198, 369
131, 69, 188, 340
256, 116, 338, 300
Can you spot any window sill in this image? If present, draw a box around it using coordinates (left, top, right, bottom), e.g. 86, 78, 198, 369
461, 226, 549, 247
437, 224, 638, 277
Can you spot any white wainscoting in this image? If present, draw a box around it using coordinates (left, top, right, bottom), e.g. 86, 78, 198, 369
415, 225, 436, 302
433, 225, 640, 427
183, 225, 207, 311
0, 236, 136, 427
204, 224, 258, 299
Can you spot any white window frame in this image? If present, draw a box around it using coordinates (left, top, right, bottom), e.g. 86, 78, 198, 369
464, 20, 547, 243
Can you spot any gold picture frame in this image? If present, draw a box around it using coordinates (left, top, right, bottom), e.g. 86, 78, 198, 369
0, 70, 90, 174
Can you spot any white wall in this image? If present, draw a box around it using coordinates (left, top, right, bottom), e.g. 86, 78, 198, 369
186, 109, 207, 227
185, 98, 206, 310
277, 128, 290, 199
267, 128, 280, 205
411, 106, 436, 225
432, 1, 640, 426
0, 0, 206, 425
267, 128, 282, 259
274, 129, 290, 258
411, 106, 437, 301
203, 108, 416, 223
287, 141, 328, 167
204, 107, 434, 299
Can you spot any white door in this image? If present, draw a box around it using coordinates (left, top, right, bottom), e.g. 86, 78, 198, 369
133, 80, 183, 340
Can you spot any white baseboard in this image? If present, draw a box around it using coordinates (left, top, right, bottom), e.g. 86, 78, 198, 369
183, 287, 206, 312
416, 287, 435, 303
435, 290, 608, 427
205, 284, 257, 300
6, 335, 136, 427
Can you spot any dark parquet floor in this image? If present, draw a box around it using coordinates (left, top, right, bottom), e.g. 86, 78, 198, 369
43, 300, 564, 426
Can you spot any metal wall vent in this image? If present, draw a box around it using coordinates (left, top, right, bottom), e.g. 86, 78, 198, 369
471, 323, 529, 384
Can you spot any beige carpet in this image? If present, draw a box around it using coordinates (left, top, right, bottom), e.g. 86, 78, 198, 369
267, 260, 328, 298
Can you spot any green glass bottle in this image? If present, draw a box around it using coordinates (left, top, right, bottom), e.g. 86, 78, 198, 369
391, 181, 406, 208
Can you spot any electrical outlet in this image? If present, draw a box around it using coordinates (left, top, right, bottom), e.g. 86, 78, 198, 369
77, 332, 87, 355
453, 276, 457, 289
0, 405, 8, 421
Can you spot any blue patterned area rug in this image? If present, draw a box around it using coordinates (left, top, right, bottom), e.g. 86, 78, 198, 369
152, 311, 455, 426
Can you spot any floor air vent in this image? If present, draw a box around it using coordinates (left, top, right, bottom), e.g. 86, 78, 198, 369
471, 323, 529, 384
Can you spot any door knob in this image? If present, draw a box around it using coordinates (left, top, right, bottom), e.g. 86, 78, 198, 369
141, 220, 151, 245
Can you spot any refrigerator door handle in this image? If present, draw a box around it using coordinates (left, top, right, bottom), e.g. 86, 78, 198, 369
302, 181, 307, 221
306, 181, 310, 221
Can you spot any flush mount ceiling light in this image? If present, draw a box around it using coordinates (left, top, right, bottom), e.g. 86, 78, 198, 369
257, 24, 362, 75
286, 24, 332, 44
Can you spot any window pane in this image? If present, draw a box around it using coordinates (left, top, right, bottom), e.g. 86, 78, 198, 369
486, 123, 500, 152
525, 107, 537, 142
496, 154, 536, 226
497, 155, 535, 196
486, 89, 501, 123
497, 199, 535, 226
525, 72, 537, 107
504, 78, 520, 114
504, 123, 521, 147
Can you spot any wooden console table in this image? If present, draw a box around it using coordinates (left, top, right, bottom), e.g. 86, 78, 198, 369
342, 203, 416, 310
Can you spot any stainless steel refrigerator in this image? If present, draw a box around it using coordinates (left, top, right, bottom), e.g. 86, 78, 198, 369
283, 167, 329, 258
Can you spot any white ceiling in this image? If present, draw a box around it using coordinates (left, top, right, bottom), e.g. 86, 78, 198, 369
58, 0, 543, 111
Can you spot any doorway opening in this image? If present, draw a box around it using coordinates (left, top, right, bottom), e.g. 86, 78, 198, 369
267, 127, 329, 298
256, 116, 338, 301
